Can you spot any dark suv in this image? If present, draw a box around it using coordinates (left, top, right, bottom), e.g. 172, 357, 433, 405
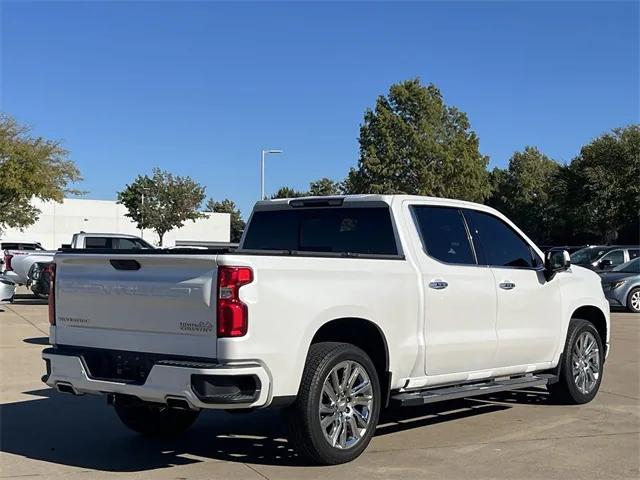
570, 245, 640, 271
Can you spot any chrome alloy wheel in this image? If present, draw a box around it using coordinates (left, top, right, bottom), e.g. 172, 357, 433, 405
319, 360, 373, 450
571, 331, 600, 395
631, 290, 640, 311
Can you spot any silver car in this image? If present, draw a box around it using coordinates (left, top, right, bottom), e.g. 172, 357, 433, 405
600, 258, 640, 313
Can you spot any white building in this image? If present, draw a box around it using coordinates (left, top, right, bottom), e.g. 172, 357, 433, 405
1, 198, 230, 249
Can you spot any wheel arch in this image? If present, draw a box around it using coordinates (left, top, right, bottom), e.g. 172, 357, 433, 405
309, 317, 392, 406
571, 305, 608, 348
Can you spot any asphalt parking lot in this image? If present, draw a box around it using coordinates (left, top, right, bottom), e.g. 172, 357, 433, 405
1, 291, 638, 480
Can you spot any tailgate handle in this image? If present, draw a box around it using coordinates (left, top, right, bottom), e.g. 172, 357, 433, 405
109, 259, 141, 271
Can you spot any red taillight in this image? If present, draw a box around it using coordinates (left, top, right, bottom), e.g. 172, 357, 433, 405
48, 263, 56, 326
216, 266, 253, 337
4, 254, 13, 272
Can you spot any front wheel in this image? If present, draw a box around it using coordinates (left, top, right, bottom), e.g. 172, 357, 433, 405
627, 287, 640, 313
286, 342, 381, 465
114, 400, 199, 436
548, 319, 604, 404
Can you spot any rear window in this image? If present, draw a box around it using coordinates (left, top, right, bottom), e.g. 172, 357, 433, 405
242, 207, 398, 256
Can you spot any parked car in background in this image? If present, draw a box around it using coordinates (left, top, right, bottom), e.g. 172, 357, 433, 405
540, 245, 586, 254
600, 258, 640, 313
0, 275, 16, 304
2, 250, 55, 286
3, 233, 154, 292
65, 232, 155, 250
571, 245, 640, 272
0, 240, 44, 251
27, 261, 53, 299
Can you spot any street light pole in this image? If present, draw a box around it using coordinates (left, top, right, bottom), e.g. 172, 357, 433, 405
260, 149, 283, 200
140, 187, 149, 239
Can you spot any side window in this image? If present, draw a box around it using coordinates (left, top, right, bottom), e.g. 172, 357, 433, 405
464, 209, 535, 268
601, 250, 624, 266
411, 206, 476, 265
628, 249, 639, 260
114, 238, 140, 249
84, 237, 111, 249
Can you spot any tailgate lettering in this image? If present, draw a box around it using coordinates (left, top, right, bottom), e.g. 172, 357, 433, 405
59, 280, 197, 298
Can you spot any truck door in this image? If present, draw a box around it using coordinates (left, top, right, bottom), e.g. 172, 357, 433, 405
462, 209, 562, 367
406, 203, 498, 375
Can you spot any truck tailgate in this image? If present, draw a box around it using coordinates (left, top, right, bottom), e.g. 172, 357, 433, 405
53, 253, 219, 358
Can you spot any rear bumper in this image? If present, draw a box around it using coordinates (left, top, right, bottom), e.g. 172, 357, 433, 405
42, 348, 272, 410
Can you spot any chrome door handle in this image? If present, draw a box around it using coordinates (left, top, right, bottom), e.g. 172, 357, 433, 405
429, 280, 448, 290
499, 282, 516, 290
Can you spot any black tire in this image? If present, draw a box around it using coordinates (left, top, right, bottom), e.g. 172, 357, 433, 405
33, 292, 48, 300
627, 287, 640, 313
286, 342, 381, 465
114, 400, 199, 436
548, 319, 604, 404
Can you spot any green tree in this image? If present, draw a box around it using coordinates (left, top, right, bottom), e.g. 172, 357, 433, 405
205, 198, 245, 243
271, 186, 306, 199
0, 114, 82, 231
345, 78, 490, 202
487, 147, 561, 243
117, 168, 206, 246
563, 125, 640, 243
308, 177, 342, 196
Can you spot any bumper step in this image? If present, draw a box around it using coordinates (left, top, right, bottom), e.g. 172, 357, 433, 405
390, 374, 557, 407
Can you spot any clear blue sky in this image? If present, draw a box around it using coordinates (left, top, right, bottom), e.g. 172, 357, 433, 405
2, 1, 638, 216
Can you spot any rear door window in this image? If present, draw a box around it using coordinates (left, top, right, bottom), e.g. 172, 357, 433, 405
628, 249, 639, 260
84, 237, 112, 249
114, 238, 142, 249
411, 206, 476, 265
242, 207, 398, 256
463, 209, 537, 268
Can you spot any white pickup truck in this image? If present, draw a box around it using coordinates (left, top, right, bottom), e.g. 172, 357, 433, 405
42, 195, 610, 464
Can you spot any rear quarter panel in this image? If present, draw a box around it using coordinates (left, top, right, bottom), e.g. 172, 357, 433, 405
216, 253, 420, 398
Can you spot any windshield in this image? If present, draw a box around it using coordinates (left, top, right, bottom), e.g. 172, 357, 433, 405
612, 258, 640, 273
570, 247, 609, 264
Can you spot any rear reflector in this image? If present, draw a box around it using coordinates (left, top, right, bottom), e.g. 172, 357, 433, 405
217, 266, 253, 337
48, 263, 56, 326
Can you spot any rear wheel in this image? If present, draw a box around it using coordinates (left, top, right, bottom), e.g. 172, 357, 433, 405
627, 287, 640, 313
114, 400, 199, 436
286, 342, 381, 465
548, 319, 604, 404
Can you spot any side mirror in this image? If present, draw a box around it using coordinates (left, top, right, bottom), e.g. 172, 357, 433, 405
598, 259, 613, 270
545, 249, 570, 280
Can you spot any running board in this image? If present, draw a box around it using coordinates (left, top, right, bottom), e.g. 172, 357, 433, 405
390, 374, 557, 407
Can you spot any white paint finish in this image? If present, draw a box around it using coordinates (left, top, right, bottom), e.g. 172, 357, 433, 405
215, 253, 420, 398
491, 266, 563, 367
47, 194, 611, 406
1, 197, 230, 249
398, 199, 498, 375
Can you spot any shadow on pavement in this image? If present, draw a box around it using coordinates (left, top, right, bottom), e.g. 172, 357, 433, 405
23, 337, 50, 346
10, 294, 48, 306
0, 386, 546, 471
